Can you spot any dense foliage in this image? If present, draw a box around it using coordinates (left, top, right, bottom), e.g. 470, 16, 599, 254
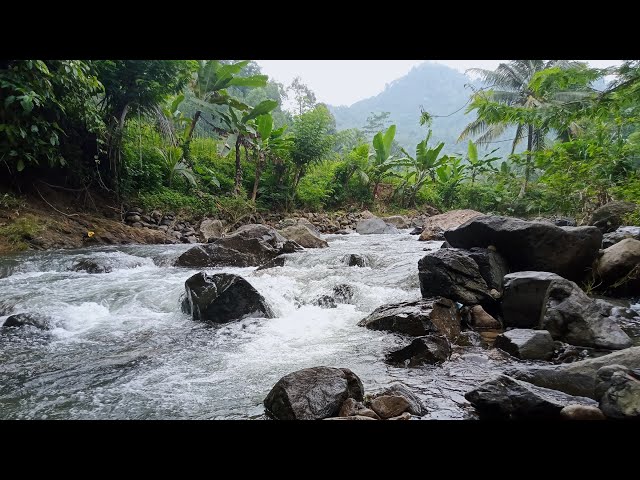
1, 59, 638, 221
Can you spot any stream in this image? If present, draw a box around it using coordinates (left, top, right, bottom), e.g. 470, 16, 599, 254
1, 232, 526, 419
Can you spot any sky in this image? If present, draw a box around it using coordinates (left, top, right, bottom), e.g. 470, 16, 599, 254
256, 60, 623, 107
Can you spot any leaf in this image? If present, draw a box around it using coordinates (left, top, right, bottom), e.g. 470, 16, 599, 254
219, 133, 238, 157
17, 159, 25, 171
20, 96, 34, 113
229, 75, 268, 88
170, 94, 185, 113
382, 125, 396, 156
256, 114, 273, 140
467, 140, 478, 163
242, 100, 278, 123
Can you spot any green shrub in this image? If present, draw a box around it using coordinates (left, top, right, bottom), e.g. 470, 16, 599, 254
138, 188, 218, 216
0, 214, 44, 250
296, 160, 339, 210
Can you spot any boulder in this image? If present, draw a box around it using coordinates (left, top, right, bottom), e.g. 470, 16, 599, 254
602, 226, 640, 248
467, 247, 510, 291
595, 238, 640, 295
418, 209, 484, 241
409, 227, 423, 236
356, 217, 399, 235
385, 335, 451, 366
455, 331, 487, 347
559, 404, 606, 420
494, 329, 555, 360
372, 383, 426, 416
344, 254, 367, 267
469, 305, 501, 330
444, 216, 602, 281
554, 217, 577, 227
418, 249, 496, 306
199, 219, 224, 241
369, 395, 410, 419
71, 259, 113, 274
182, 272, 273, 323
501, 271, 632, 350
357, 298, 461, 340
280, 240, 304, 254
382, 216, 409, 229
360, 210, 375, 219
598, 366, 640, 419
2, 313, 53, 330
256, 257, 286, 271
280, 225, 328, 249
263, 366, 364, 420
589, 201, 638, 233
465, 374, 597, 419
505, 346, 640, 398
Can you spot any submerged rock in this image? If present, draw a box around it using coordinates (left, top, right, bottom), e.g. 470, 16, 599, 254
465, 374, 597, 419
182, 272, 273, 323
357, 298, 461, 340
2, 313, 53, 330
312, 295, 337, 309
264, 366, 365, 420
444, 216, 602, 281
385, 335, 451, 366
332, 284, 355, 303
344, 253, 367, 267
256, 256, 286, 271
71, 259, 113, 274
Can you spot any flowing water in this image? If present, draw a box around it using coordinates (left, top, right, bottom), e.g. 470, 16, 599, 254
0, 232, 543, 419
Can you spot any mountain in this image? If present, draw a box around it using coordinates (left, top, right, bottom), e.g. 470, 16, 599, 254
329, 62, 507, 155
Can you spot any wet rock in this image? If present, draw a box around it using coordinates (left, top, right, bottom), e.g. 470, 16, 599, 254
182, 272, 273, 323
71, 259, 113, 274
467, 247, 510, 291
338, 397, 360, 417
455, 331, 486, 347
356, 217, 399, 235
332, 284, 355, 303
382, 216, 409, 229
2, 313, 53, 330
256, 257, 286, 271
388, 412, 412, 420
373, 383, 426, 415
501, 271, 563, 328
385, 335, 451, 366
418, 249, 495, 307
264, 366, 365, 420
444, 216, 603, 281
505, 346, 640, 398
356, 408, 381, 419
465, 374, 597, 419
280, 225, 328, 249
599, 367, 640, 419
369, 395, 411, 419
595, 238, 640, 295
280, 240, 304, 254
418, 209, 484, 241
296, 218, 321, 235
312, 295, 337, 309
469, 305, 501, 330
602, 226, 640, 248
554, 217, 577, 227
560, 404, 606, 420
358, 298, 461, 340
199, 218, 225, 242
590, 201, 638, 233
594, 364, 629, 400
494, 329, 555, 360
409, 227, 423, 235
324, 415, 376, 420
335, 229, 353, 235
344, 254, 367, 267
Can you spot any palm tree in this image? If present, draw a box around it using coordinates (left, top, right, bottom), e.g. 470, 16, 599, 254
459, 60, 579, 196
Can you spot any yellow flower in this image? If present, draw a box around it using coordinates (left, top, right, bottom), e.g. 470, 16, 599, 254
87, 231, 95, 238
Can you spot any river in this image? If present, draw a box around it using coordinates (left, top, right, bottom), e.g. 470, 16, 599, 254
1, 231, 525, 419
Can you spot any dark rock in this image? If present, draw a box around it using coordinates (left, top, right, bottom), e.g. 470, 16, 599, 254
182, 272, 273, 323
598, 367, 640, 419
263, 366, 365, 420
385, 335, 451, 366
410, 227, 423, 235
369, 395, 410, 419
418, 249, 495, 306
594, 364, 629, 400
595, 238, 640, 295
256, 257, 286, 271
280, 240, 303, 254
344, 254, 367, 267
554, 217, 577, 227
469, 305, 501, 330
590, 201, 638, 233
335, 229, 353, 235
559, 404, 606, 420
501, 271, 563, 328
506, 346, 640, 398
602, 226, 640, 248
312, 295, 337, 309
455, 331, 486, 347
494, 329, 555, 360
126, 214, 141, 223
3, 313, 53, 330
71, 259, 113, 274
444, 216, 603, 281
465, 374, 597, 419
373, 383, 426, 416
358, 298, 461, 340
356, 217, 399, 235
467, 247, 510, 291
332, 284, 355, 303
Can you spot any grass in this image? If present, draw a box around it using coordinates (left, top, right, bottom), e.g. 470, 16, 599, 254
0, 214, 45, 251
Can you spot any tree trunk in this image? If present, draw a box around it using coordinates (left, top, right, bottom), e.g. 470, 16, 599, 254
373, 181, 380, 200
518, 124, 534, 199
185, 110, 201, 142
251, 153, 264, 202
234, 137, 243, 197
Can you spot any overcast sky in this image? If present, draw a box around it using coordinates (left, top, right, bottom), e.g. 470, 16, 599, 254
256, 60, 623, 107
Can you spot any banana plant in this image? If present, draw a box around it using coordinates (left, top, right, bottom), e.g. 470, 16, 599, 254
154, 94, 192, 148
465, 140, 500, 184
155, 146, 197, 187
397, 129, 446, 206
251, 114, 293, 202
367, 124, 401, 199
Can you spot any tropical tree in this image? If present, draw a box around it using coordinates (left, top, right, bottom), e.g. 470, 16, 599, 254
155, 145, 196, 187
465, 140, 499, 184
251, 114, 292, 202
288, 77, 317, 115
367, 124, 401, 199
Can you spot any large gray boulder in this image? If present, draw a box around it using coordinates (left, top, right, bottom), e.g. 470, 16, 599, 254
199, 218, 225, 242
418, 209, 484, 241
467, 247, 510, 291
357, 298, 461, 340
494, 329, 555, 360
418, 249, 497, 306
465, 374, 597, 419
279, 224, 328, 248
589, 201, 638, 233
501, 271, 631, 350
595, 238, 640, 295
444, 216, 602, 281
176, 224, 286, 267
264, 367, 365, 420
602, 226, 640, 248
182, 272, 273, 323
356, 217, 399, 235
382, 216, 410, 229
385, 335, 451, 366
505, 346, 640, 398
